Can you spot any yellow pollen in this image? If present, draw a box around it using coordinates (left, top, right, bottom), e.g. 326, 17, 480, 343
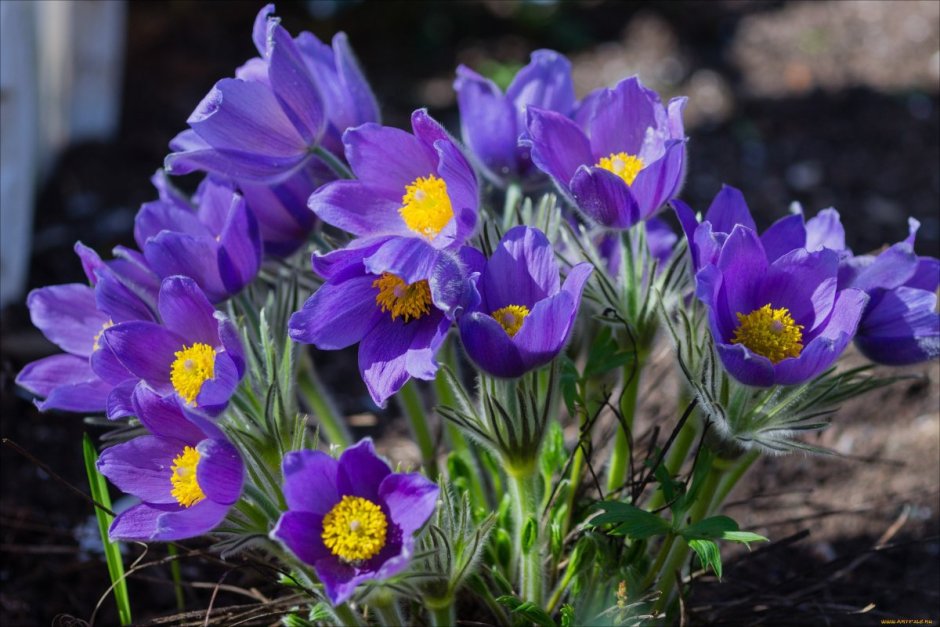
321, 495, 388, 562
170, 343, 216, 406
92, 320, 114, 352
492, 304, 530, 337
373, 273, 433, 322
399, 175, 453, 240
731, 304, 804, 364
170, 446, 205, 508
596, 152, 645, 186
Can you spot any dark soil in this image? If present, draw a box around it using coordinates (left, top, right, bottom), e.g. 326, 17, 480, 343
1, 1, 938, 625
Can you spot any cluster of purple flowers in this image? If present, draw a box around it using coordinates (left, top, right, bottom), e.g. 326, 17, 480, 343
14, 2, 938, 608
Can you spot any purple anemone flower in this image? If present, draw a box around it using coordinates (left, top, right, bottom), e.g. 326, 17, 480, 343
838, 219, 939, 365
674, 184, 848, 271
524, 76, 687, 229
103, 276, 246, 415
136, 173, 262, 303
99, 386, 244, 541
289, 239, 477, 407
695, 226, 869, 387
454, 49, 575, 189
457, 226, 593, 379
308, 109, 478, 252
16, 244, 159, 415
271, 439, 438, 605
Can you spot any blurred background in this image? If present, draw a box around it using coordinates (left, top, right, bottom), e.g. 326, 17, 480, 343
1, 1, 938, 624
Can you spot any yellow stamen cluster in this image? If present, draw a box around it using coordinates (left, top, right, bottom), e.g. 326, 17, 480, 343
92, 320, 114, 352
321, 495, 388, 562
170, 446, 205, 508
399, 175, 453, 240
596, 152, 645, 186
170, 342, 216, 405
373, 273, 432, 322
492, 304, 530, 338
731, 304, 804, 364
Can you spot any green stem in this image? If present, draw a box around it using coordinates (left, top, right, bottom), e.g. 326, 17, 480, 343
507, 466, 543, 606
429, 602, 456, 627
640, 533, 675, 592
501, 182, 522, 231
398, 380, 439, 479
332, 602, 364, 626
313, 145, 354, 179
711, 449, 759, 512
168, 544, 185, 612
297, 355, 351, 447
646, 405, 698, 511
606, 355, 645, 494
374, 601, 403, 627
545, 558, 577, 613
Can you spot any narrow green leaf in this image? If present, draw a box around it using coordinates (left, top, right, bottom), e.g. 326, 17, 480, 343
720, 531, 769, 547
521, 517, 538, 554
496, 595, 557, 627
688, 538, 722, 580
681, 515, 739, 540
590, 501, 672, 540
82, 434, 132, 625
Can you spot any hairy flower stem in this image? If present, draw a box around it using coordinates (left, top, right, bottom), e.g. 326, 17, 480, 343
373, 600, 404, 627
606, 354, 645, 495
501, 182, 523, 232
508, 465, 544, 606
398, 380, 439, 479
332, 602, 364, 627
428, 603, 456, 627
296, 356, 351, 447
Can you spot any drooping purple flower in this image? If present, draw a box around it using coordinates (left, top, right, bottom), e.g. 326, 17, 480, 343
695, 226, 869, 387
271, 439, 438, 605
98, 386, 244, 541
457, 226, 593, 378
16, 244, 159, 415
838, 219, 939, 365
288, 238, 477, 407
673, 184, 848, 271
455, 49, 575, 189
524, 76, 687, 229
102, 276, 246, 415
136, 173, 262, 303
308, 109, 479, 252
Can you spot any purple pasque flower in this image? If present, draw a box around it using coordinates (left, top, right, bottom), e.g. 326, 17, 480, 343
102, 276, 245, 415
524, 76, 687, 229
16, 244, 159, 415
695, 226, 869, 387
673, 184, 848, 271
455, 49, 575, 189
99, 386, 244, 541
289, 238, 478, 407
165, 9, 327, 183
458, 226, 593, 379
309, 109, 478, 251
271, 439, 438, 605
838, 219, 939, 365
136, 172, 262, 303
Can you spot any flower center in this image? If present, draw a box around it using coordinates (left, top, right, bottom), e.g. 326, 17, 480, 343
373, 273, 433, 322
92, 320, 114, 352
399, 174, 453, 240
731, 304, 804, 364
321, 495, 388, 562
170, 343, 216, 405
170, 445, 205, 508
492, 304, 530, 337
596, 152, 645, 186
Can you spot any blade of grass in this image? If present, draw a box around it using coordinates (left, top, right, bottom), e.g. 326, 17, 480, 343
82, 434, 132, 625
168, 544, 185, 612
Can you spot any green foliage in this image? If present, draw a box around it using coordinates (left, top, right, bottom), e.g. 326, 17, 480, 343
497, 595, 557, 627
687, 538, 722, 580
590, 501, 672, 540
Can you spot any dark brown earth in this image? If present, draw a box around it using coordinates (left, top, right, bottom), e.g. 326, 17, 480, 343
1, 1, 938, 625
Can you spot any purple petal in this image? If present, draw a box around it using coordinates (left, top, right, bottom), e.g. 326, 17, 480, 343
313, 556, 358, 605
131, 384, 204, 442
525, 107, 593, 189
378, 473, 439, 536
150, 500, 230, 541
90, 342, 134, 385
761, 248, 839, 334
282, 449, 340, 514
432, 133, 479, 247
267, 23, 325, 143
337, 438, 391, 503
308, 180, 408, 238
97, 435, 181, 504
849, 243, 919, 292
343, 123, 437, 196
704, 185, 757, 234
458, 312, 527, 378
907, 257, 940, 292
134, 200, 210, 251
805, 208, 845, 252
95, 271, 154, 323
329, 32, 381, 129
715, 226, 769, 335
15, 354, 110, 413
217, 195, 262, 295
288, 275, 382, 350
218, 316, 246, 378
144, 232, 227, 304
507, 49, 575, 125
251, 4, 275, 56
630, 139, 685, 219
42, 380, 113, 414
455, 66, 518, 181
194, 351, 239, 414
27, 284, 108, 357
104, 321, 184, 392
271, 510, 331, 565
429, 250, 480, 320
311, 236, 392, 282
363, 237, 440, 285
570, 166, 640, 229
715, 342, 776, 387
165, 129, 308, 182
106, 380, 138, 420
196, 438, 243, 505
158, 276, 219, 345
761, 213, 806, 262
856, 287, 939, 365
587, 77, 658, 158
484, 226, 560, 311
